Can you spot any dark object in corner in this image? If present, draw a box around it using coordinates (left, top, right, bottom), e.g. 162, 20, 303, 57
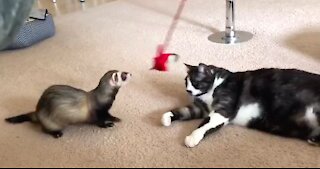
0, 0, 35, 50
4, 12, 56, 50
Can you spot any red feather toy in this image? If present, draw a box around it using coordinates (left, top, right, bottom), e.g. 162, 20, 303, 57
152, 0, 187, 71
152, 45, 179, 71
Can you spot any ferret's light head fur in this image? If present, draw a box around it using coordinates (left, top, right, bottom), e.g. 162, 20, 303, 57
99, 70, 132, 88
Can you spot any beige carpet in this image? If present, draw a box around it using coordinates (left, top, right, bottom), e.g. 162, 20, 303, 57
0, 0, 319, 167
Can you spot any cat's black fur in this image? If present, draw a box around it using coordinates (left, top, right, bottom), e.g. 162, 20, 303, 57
162, 63, 320, 147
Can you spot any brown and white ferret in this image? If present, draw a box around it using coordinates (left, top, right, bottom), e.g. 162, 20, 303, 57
5, 70, 132, 138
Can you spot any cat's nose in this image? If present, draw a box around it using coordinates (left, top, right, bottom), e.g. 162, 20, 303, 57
186, 90, 192, 94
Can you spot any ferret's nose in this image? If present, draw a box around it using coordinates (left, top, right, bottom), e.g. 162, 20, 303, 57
125, 72, 132, 77
121, 72, 132, 81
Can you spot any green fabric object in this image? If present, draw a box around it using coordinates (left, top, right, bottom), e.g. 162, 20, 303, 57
0, 0, 34, 50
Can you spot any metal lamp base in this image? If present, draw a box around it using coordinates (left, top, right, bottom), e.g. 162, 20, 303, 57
208, 31, 253, 44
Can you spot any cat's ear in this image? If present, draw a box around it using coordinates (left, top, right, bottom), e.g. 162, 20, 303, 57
199, 63, 215, 75
207, 65, 215, 75
184, 63, 195, 71
210, 68, 215, 75
198, 63, 207, 73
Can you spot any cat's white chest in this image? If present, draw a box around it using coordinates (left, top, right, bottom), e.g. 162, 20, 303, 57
199, 92, 214, 108
198, 88, 214, 111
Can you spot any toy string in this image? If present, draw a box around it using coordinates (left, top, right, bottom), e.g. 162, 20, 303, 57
161, 0, 187, 52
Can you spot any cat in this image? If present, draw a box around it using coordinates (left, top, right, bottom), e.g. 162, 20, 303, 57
161, 63, 320, 148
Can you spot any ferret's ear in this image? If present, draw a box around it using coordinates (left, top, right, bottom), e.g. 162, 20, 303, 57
110, 73, 119, 86
184, 63, 195, 71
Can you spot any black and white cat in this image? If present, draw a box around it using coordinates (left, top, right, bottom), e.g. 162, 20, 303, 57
161, 63, 320, 148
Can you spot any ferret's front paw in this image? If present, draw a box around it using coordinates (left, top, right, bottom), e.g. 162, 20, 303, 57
49, 131, 63, 139
110, 116, 121, 123
97, 122, 115, 128
308, 137, 320, 146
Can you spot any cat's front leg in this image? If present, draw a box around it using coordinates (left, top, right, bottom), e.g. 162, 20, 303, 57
185, 112, 229, 148
162, 102, 209, 127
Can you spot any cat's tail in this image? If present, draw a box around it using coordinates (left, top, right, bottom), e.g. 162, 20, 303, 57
5, 112, 38, 124
161, 102, 209, 127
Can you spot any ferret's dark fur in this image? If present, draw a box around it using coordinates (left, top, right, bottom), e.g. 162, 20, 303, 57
5, 70, 132, 138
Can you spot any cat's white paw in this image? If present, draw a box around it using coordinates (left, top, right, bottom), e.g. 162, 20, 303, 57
185, 131, 204, 148
161, 112, 174, 127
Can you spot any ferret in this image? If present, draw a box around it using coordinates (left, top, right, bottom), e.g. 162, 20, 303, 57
5, 70, 132, 138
